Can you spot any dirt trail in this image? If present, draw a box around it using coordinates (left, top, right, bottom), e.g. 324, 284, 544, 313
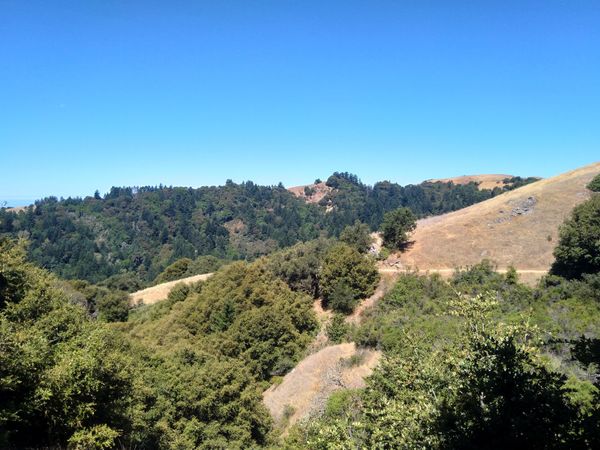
129, 273, 213, 305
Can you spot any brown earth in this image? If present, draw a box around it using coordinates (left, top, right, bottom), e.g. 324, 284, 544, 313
288, 182, 332, 204
263, 343, 381, 430
390, 162, 600, 280
129, 273, 213, 305
425, 173, 515, 190
5, 206, 29, 213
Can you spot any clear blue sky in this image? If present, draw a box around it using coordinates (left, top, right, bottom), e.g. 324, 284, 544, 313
1, 1, 599, 205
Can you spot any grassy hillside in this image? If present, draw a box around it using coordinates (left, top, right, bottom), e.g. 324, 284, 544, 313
391, 162, 600, 273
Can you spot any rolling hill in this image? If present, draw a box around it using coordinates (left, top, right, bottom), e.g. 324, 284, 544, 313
425, 174, 514, 190
387, 162, 600, 280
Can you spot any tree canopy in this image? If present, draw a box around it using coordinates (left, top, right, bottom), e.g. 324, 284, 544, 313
551, 195, 600, 279
319, 243, 380, 313
380, 207, 417, 250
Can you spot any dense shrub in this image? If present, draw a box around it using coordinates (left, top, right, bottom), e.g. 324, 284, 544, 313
319, 243, 380, 313
587, 173, 600, 192
339, 220, 373, 253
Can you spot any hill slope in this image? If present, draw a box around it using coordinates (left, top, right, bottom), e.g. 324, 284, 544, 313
425, 174, 513, 190
391, 162, 600, 274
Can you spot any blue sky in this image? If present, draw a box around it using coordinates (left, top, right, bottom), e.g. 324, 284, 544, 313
1, 1, 599, 205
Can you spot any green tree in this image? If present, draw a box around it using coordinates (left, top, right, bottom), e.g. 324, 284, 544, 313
155, 257, 193, 284
0, 239, 136, 449
96, 291, 130, 322
340, 220, 373, 253
380, 207, 417, 250
319, 243, 379, 313
551, 195, 600, 279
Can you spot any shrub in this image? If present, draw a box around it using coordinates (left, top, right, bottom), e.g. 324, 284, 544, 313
326, 314, 350, 342
587, 173, 600, 192
97, 291, 130, 322
340, 220, 373, 253
319, 243, 380, 314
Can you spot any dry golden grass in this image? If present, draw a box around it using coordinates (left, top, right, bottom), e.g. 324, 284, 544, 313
263, 342, 380, 430
426, 173, 515, 190
288, 182, 332, 204
388, 162, 600, 281
129, 273, 213, 305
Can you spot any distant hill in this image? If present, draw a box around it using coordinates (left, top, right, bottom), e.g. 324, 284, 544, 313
426, 174, 513, 190
425, 174, 542, 190
389, 162, 600, 279
0, 173, 524, 285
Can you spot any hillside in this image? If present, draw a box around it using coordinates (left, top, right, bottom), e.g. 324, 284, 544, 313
389, 162, 600, 277
288, 182, 333, 204
0, 174, 523, 285
425, 174, 513, 190
129, 272, 213, 305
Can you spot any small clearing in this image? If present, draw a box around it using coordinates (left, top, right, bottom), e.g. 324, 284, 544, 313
263, 343, 381, 430
395, 162, 600, 277
129, 273, 213, 305
288, 182, 332, 204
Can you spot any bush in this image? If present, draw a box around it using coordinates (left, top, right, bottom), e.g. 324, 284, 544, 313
97, 291, 130, 322
327, 282, 358, 314
587, 173, 600, 192
167, 282, 191, 303
319, 243, 380, 314
326, 314, 350, 342
155, 258, 193, 284
340, 220, 373, 253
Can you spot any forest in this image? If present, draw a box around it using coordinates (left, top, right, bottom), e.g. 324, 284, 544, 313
0, 173, 536, 287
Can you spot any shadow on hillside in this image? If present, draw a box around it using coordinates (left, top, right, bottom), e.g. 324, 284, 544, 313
398, 240, 416, 252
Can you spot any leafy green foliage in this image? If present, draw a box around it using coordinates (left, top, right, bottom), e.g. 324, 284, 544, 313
380, 207, 417, 250
96, 291, 129, 322
501, 176, 541, 191
587, 173, 600, 192
339, 220, 373, 253
154, 255, 225, 284
321, 172, 503, 234
0, 239, 320, 449
265, 238, 334, 298
0, 239, 135, 449
0, 183, 323, 283
326, 314, 350, 343
292, 283, 599, 449
319, 243, 379, 313
551, 195, 600, 279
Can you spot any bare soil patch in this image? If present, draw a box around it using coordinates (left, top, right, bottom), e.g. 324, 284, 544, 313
263, 343, 381, 430
288, 182, 332, 204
